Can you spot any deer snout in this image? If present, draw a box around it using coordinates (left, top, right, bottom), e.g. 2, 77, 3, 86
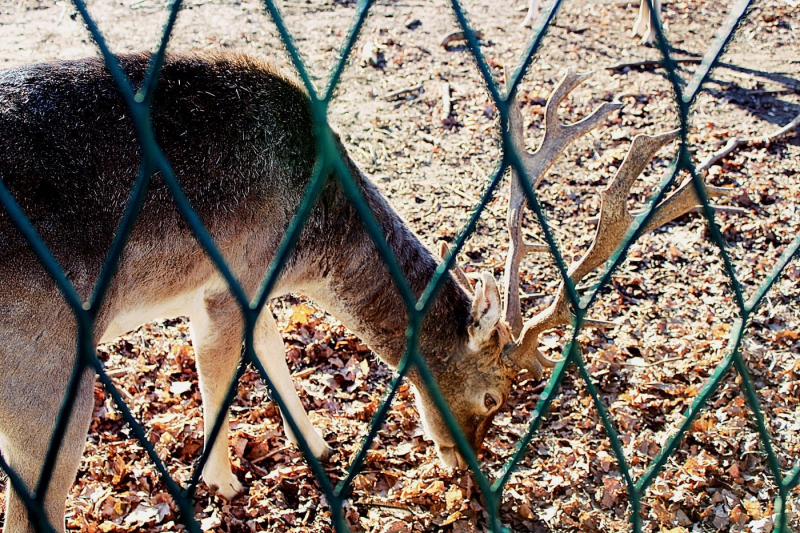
436, 445, 469, 470
434, 413, 495, 469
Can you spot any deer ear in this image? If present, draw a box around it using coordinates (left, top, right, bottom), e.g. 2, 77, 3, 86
470, 272, 502, 345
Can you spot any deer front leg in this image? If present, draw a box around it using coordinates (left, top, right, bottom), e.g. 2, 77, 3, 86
190, 292, 245, 500
253, 308, 333, 462
0, 323, 95, 533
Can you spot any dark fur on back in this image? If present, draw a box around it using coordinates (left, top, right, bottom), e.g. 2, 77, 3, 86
0, 53, 314, 285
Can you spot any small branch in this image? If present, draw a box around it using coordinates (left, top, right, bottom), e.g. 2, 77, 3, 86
697, 111, 800, 172
384, 84, 423, 101
444, 184, 502, 218
606, 58, 702, 72
356, 498, 422, 516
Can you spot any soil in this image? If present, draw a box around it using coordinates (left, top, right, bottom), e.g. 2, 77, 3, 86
0, 0, 799, 532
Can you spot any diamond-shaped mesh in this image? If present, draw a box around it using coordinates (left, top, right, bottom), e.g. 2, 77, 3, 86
0, 0, 797, 532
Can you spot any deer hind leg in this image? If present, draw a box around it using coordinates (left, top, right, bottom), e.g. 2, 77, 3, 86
644, 0, 663, 44
189, 290, 246, 500
632, 0, 650, 38
253, 308, 333, 462
0, 341, 95, 533
522, 0, 539, 28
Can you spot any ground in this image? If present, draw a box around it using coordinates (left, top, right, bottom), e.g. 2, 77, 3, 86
0, 0, 799, 531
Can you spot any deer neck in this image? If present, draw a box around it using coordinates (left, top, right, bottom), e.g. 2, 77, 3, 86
295, 164, 472, 371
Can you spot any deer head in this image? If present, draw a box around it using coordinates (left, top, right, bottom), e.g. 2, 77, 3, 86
409, 249, 516, 468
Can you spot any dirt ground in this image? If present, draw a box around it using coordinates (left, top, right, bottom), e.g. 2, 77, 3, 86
0, 0, 799, 532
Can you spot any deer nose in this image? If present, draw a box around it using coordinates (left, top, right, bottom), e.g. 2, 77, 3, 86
436, 445, 468, 470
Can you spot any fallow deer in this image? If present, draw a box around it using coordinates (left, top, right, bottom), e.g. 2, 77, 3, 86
0, 51, 732, 533
0, 52, 516, 533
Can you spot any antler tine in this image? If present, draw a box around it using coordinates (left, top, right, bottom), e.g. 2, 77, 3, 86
439, 241, 474, 295
641, 177, 735, 235
571, 130, 679, 281
503, 69, 622, 336
506, 130, 678, 375
504, 301, 568, 379
638, 112, 800, 232
509, 70, 624, 191
636, 111, 800, 231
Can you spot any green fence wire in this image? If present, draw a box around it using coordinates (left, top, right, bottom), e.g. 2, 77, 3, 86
0, 0, 797, 531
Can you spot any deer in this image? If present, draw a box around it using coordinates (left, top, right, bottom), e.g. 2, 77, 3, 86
523, 0, 663, 45
0, 50, 525, 533
0, 51, 733, 533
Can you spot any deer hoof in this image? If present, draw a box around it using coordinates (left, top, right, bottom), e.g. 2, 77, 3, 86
317, 443, 335, 463
204, 469, 244, 500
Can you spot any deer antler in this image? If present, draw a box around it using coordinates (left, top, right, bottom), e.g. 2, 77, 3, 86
504, 70, 622, 337
502, 70, 736, 378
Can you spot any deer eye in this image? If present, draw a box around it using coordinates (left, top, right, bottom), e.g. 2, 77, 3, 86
484, 393, 498, 411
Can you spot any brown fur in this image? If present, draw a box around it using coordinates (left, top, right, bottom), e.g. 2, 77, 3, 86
0, 52, 513, 533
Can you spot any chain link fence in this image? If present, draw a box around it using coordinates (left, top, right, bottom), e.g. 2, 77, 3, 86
0, 0, 797, 531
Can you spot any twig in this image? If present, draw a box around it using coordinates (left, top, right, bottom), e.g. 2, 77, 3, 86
356, 498, 421, 516
606, 58, 702, 72
441, 82, 452, 120
697, 111, 800, 172
444, 184, 502, 218
384, 84, 423, 101
249, 445, 292, 465
520, 292, 546, 300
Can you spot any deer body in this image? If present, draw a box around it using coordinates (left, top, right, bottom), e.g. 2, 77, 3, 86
0, 52, 512, 533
